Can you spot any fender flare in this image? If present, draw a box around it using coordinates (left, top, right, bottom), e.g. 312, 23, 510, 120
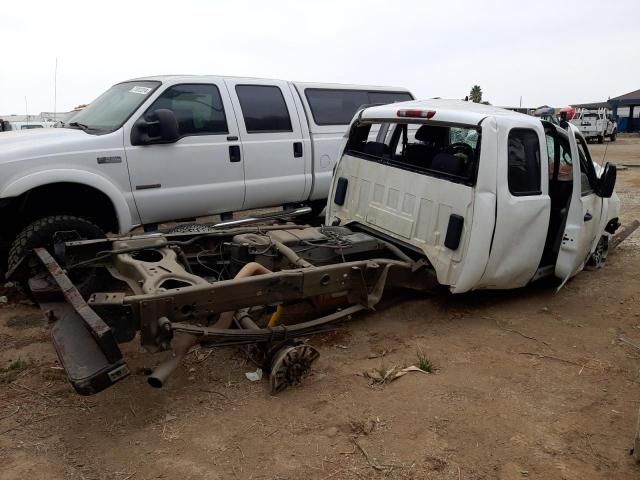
0, 169, 134, 233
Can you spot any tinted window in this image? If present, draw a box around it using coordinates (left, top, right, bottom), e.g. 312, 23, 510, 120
368, 91, 413, 105
235, 85, 292, 133
21, 125, 44, 129
147, 84, 228, 136
508, 129, 541, 196
305, 89, 413, 125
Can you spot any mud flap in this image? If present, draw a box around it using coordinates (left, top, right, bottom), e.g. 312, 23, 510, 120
29, 248, 129, 395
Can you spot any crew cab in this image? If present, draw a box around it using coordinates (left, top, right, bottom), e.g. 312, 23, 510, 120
326, 100, 620, 292
570, 108, 617, 143
0, 75, 412, 275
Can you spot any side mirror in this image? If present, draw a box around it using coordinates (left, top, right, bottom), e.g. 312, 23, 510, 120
131, 109, 179, 146
597, 162, 616, 198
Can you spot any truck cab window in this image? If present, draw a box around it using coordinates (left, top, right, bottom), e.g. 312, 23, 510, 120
345, 121, 480, 185
148, 84, 228, 136
70, 80, 160, 133
235, 85, 292, 133
546, 133, 572, 182
508, 129, 541, 196
576, 137, 596, 195
305, 89, 413, 125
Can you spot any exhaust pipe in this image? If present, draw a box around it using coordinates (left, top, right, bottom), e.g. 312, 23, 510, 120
148, 262, 273, 388
212, 262, 272, 330
148, 332, 199, 388
212, 206, 312, 229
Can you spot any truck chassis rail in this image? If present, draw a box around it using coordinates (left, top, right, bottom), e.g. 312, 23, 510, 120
28, 225, 435, 395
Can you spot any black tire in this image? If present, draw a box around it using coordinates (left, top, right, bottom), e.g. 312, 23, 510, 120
586, 236, 608, 270
610, 130, 617, 142
0, 236, 10, 279
598, 135, 604, 144
8, 215, 105, 295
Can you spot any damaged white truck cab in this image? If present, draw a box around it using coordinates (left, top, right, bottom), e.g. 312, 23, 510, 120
326, 100, 620, 293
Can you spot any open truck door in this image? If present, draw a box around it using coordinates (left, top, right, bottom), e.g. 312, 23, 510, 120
554, 124, 603, 288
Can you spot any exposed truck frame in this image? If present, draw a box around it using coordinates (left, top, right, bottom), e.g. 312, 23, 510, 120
26, 210, 435, 395
25, 211, 638, 397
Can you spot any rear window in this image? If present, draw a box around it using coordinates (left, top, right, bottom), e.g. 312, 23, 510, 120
305, 89, 413, 126
345, 121, 480, 185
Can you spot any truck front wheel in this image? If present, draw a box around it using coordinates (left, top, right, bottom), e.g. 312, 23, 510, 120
8, 215, 105, 294
598, 135, 604, 144
610, 130, 617, 142
586, 236, 608, 269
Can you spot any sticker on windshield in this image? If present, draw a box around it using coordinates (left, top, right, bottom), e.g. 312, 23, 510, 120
129, 86, 152, 95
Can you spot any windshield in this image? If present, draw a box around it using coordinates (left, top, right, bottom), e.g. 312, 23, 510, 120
345, 121, 480, 185
68, 81, 160, 133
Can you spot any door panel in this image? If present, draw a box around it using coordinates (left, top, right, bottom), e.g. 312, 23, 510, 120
480, 124, 550, 289
555, 125, 602, 284
225, 79, 307, 208
125, 82, 244, 225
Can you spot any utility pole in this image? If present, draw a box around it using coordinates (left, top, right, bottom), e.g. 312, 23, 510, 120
54, 57, 58, 123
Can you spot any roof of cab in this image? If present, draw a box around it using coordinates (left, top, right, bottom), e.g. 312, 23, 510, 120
124, 74, 287, 83
360, 99, 538, 126
121, 75, 410, 92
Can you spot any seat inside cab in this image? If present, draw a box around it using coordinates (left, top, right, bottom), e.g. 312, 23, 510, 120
346, 122, 479, 184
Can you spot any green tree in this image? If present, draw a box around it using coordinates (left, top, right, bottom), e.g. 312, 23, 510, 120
469, 85, 483, 103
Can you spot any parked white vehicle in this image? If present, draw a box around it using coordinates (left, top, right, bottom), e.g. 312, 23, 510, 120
570, 108, 617, 143
327, 100, 620, 292
2, 121, 56, 131
0, 75, 412, 274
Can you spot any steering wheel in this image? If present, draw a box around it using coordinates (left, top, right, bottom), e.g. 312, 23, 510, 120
444, 142, 475, 162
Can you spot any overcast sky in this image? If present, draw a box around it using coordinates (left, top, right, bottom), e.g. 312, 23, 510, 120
1, 0, 638, 114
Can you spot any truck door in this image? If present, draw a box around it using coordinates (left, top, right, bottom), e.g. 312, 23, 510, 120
125, 82, 245, 225
554, 125, 603, 285
478, 122, 550, 289
224, 79, 308, 209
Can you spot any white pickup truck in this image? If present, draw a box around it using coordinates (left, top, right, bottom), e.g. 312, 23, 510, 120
570, 108, 617, 143
0, 75, 412, 275
327, 100, 620, 291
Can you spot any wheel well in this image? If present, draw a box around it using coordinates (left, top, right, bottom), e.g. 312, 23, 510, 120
6, 183, 119, 235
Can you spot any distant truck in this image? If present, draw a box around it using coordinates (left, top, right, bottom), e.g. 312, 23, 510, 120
571, 108, 617, 143
0, 75, 412, 276
10, 121, 55, 130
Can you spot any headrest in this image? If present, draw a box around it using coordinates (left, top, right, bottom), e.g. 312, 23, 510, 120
415, 125, 448, 145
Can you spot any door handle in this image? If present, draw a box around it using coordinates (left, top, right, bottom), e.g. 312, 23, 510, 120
584, 212, 593, 221
229, 145, 241, 163
293, 142, 303, 158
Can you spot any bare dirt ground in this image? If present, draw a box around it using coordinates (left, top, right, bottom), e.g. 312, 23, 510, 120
1, 135, 639, 480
